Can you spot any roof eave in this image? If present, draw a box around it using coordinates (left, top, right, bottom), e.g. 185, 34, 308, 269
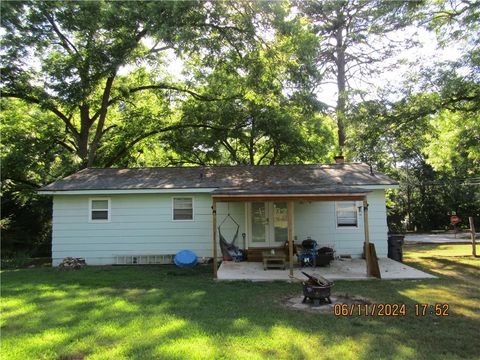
37, 188, 218, 195
351, 184, 399, 189
211, 193, 369, 202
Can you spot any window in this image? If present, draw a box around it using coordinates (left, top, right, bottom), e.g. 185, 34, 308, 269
336, 201, 358, 227
90, 199, 110, 221
173, 197, 193, 221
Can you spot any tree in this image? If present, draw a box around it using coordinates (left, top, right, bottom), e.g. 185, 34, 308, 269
296, 0, 417, 152
0, 98, 75, 257
0, 1, 240, 168
423, 110, 480, 174
344, 0, 480, 230
158, 2, 336, 165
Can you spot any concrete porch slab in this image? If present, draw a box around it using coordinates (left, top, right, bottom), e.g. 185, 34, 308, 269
217, 258, 436, 281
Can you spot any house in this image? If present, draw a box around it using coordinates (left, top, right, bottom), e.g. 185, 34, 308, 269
38, 160, 398, 277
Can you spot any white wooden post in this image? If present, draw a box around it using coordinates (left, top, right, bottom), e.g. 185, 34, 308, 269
212, 200, 218, 278
469, 217, 477, 257
363, 199, 371, 276
288, 201, 294, 278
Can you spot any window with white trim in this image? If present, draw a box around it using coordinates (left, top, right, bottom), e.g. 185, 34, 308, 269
173, 197, 193, 220
90, 199, 110, 221
336, 201, 358, 227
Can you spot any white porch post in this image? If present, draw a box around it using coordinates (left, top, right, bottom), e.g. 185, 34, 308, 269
363, 198, 371, 276
212, 200, 218, 278
287, 201, 294, 277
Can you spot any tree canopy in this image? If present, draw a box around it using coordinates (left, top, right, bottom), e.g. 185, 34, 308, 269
344, 0, 480, 231
1, 1, 251, 167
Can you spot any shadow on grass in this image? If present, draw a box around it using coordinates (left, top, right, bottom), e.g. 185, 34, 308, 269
405, 256, 479, 282
403, 243, 479, 257
1, 264, 479, 359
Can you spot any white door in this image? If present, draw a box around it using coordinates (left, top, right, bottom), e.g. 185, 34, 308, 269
249, 202, 288, 247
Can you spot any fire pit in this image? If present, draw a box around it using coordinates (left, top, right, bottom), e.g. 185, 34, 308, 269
301, 271, 333, 306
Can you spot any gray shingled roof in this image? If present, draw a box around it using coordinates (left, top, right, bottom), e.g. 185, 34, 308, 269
39, 163, 397, 192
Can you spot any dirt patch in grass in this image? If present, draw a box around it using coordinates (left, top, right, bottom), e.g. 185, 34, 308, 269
59, 356, 85, 360
284, 293, 371, 313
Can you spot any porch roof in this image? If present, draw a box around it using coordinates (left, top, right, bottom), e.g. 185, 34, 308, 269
211, 185, 370, 202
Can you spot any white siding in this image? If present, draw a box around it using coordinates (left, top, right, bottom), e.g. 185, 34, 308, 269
364, 190, 389, 257
52, 190, 388, 265
52, 194, 245, 265
293, 190, 388, 257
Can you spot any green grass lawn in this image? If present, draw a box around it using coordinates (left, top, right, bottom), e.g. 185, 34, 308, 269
1, 246, 479, 360
403, 243, 479, 257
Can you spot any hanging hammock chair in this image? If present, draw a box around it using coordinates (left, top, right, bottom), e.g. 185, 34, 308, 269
218, 213, 245, 261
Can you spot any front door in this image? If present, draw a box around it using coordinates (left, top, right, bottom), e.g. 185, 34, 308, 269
249, 202, 288, 247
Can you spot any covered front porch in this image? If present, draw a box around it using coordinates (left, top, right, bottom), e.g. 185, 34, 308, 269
211, 186, 380, 279
217, 258, 436, 281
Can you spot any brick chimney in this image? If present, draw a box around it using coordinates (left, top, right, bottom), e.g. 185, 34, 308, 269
334, 155, 345, 164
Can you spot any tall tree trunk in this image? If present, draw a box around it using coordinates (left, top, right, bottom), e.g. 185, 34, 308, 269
335, 22, 347, 152
78, 104, 91, 168
249, 117, 255, 165
270, 147, 278, 165
87, 76, 115, 167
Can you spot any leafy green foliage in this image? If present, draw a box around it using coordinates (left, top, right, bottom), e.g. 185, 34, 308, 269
149, 1, 336, 166
345, 88, 479, 231
342, 0, 480, 231
0, 1, 211, 167
423, 110, 480, 173
0, 99, 74, 256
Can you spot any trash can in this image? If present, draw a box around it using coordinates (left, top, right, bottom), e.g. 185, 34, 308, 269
316, 247, 334, 267
388, 234, 404, 262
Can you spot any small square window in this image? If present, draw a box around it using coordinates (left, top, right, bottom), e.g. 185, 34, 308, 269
90, 199, 110, 221
173, 197, 193, 220
336, 201, 357, 227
